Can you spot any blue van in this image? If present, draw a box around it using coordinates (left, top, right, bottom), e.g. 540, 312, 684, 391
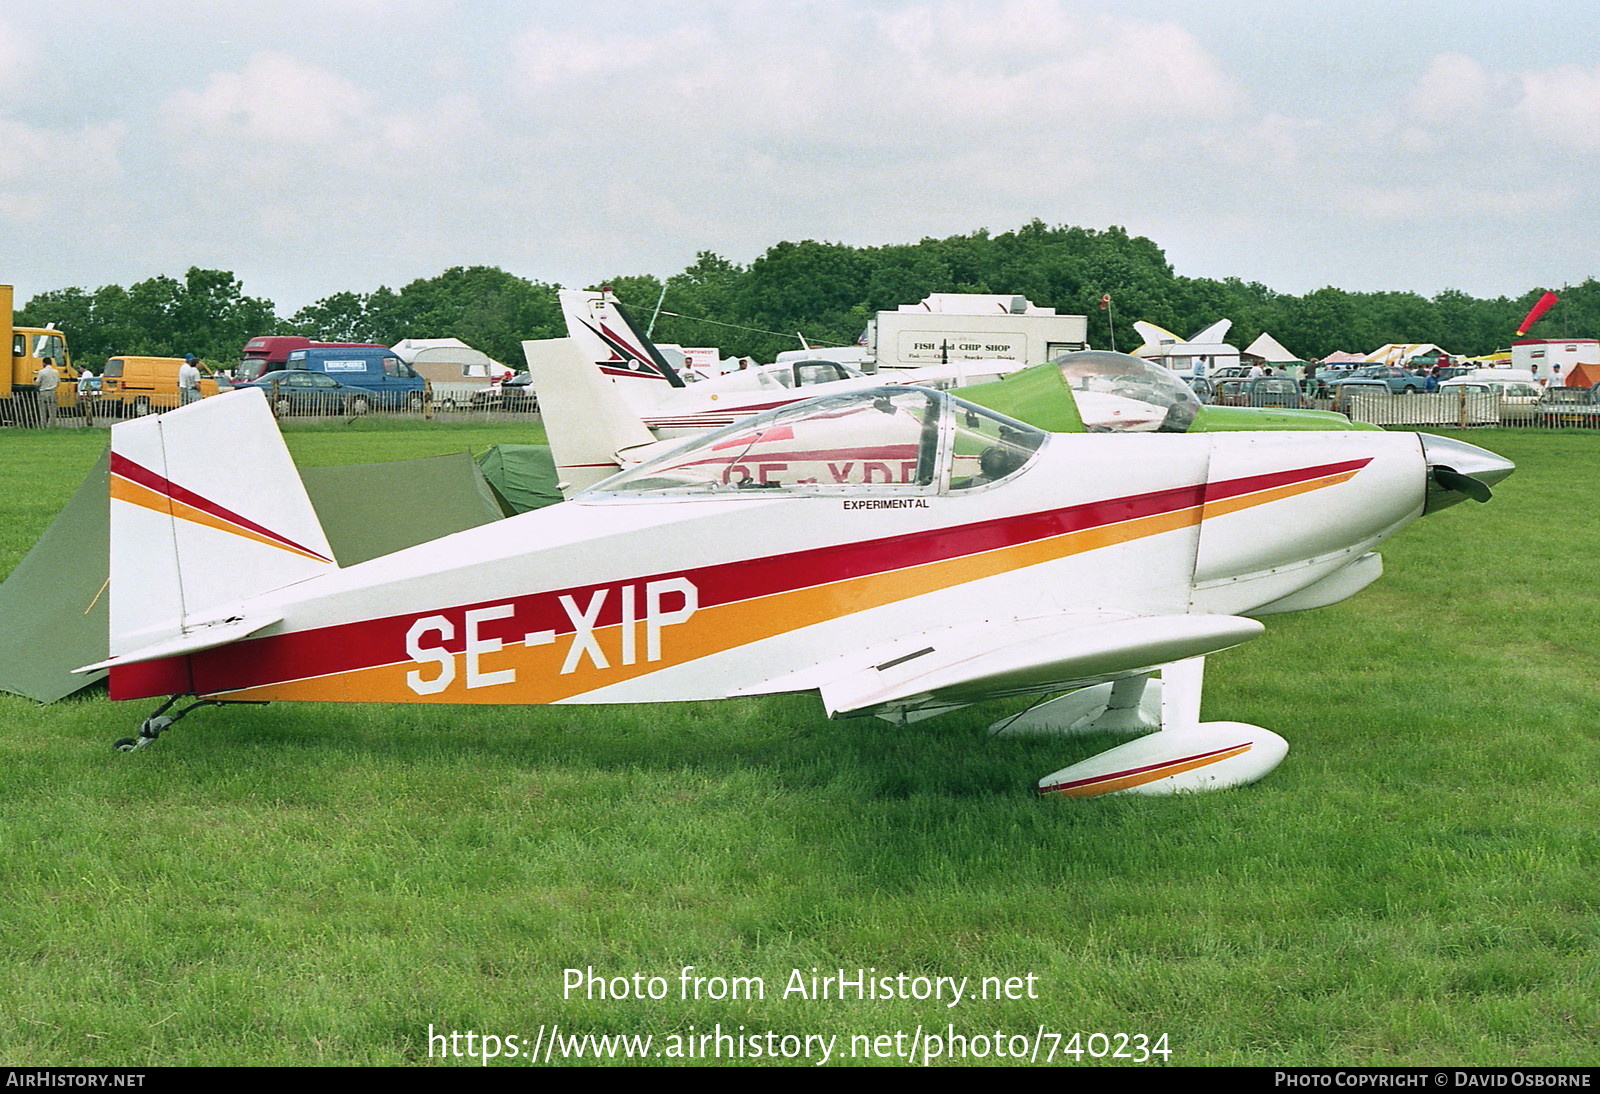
280, 347, 425, 410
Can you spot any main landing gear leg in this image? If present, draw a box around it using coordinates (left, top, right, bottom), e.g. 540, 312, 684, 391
113, 697, 267, 752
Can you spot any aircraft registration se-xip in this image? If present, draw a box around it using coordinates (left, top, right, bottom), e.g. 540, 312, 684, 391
82, 348, 1512, 797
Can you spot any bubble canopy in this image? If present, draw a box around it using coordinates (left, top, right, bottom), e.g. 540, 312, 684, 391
1053, 350, 1201, 433
583, 387, 1047, 498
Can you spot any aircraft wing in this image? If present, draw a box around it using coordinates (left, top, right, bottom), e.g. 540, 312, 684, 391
813, 613, 1265, 722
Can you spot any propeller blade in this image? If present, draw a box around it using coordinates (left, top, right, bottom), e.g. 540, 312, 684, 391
1432, 466, 1493, 503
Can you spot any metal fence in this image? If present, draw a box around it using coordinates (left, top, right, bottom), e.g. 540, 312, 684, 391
10, 383, 1596, 432
1329, 390, 1597, 430
254, 377, 544, 425
9, 379, 542, 429
252, 377, 541, 422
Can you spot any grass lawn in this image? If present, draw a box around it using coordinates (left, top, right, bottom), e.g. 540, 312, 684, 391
0, 423, 1594, 1067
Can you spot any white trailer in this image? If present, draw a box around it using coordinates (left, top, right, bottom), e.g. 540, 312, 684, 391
870, 293, 1088, 372
779, 293, 1088, 374
1511, 338, 1599, 387
390, 338, 513, 408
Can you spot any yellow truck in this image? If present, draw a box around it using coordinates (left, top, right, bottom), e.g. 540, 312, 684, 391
2, 283, 79, 424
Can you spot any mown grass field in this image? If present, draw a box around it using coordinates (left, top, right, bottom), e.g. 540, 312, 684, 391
0, 422, 1595, 1067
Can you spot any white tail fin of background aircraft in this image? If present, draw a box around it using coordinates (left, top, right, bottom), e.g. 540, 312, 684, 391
92, 388, 336, 668
524, 337, 656, 494
558, 289, 685, 415
1188, 318, 1232, 344
1132, 318, 1235, 360
1132, 320, 1182, 349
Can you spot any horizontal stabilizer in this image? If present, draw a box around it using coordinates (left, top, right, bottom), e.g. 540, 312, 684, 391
76, 612, 282, 673
821, 613, 1264, 719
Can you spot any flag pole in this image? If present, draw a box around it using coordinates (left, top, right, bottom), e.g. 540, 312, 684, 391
1099, 292, 1117, 353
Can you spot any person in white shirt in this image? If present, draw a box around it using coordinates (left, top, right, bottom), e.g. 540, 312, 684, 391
179, 354, 202, 405
33, 357, 60, 427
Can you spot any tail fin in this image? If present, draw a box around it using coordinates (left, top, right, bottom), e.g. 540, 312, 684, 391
523, 337, 658, 496
1132, 320, 1183, 353
1187, 318, 1233, 343
558, 288, 686, 404
100, 388, 336, 666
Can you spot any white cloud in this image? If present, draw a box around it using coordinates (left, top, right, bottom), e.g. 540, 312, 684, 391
0, 116, 126, 226
1515, 65, 1600, 151
6, 2, 1600, 309
1332, 180, 1575, 222
507, 1, 1244, 146
490, 0, 1255, 274
510, 22, 713, 90
159, 51, 489, 171
1403, 51, 1600, 155
0, 18, 30, 96
867, 1, 1244, 123
1406, 53, 1501, 126
164, 52, 379, 154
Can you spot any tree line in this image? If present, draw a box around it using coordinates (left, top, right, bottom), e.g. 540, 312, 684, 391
17, 220, 1597, 372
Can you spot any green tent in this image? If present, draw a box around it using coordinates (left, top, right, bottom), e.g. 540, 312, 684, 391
475, 444, 565, 514
301, 452, 505, 566
0, 451, 506, 704
0, 452, 112, 704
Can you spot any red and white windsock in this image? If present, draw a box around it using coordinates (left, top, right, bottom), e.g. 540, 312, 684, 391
1516, 291, 1558, 336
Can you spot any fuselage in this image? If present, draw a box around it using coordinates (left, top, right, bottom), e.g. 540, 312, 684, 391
110, 428, 1428, 708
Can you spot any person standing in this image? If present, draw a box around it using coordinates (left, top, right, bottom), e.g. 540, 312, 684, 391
33, 357, 60, 427
76, 365, 98, 426
179, 354, 202, 405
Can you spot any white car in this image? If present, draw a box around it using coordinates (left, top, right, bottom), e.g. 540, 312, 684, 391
1438, 378, 1542, 403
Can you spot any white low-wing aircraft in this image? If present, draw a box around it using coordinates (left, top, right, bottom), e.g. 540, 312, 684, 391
550, 292, 1222, 493
82, 353, 1511, 796
559, 289, 1030, 436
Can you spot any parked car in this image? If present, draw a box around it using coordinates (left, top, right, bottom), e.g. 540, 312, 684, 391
470, 372, 538, 412
1327, 366, 1424, 394
1213, 376, 1307, 409
1304, 366, 1357, 396
1439, 377, 1542, 403
1183, 375, 1215, 404
1535, 386, 1600, 428
237, 370, 365, 415
1330, 378, 1391, 416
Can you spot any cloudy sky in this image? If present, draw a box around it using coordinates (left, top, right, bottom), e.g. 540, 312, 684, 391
3, 1, 1598, 314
